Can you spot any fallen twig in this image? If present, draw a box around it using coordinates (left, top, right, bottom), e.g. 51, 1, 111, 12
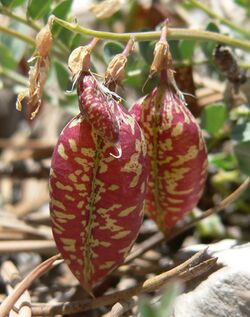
0, 240, 56, 254
31, 249, 216, 316
1, 261, 32, 317
0, 254, 60, 317
125, 177, 250, 263
0, 216, 52, 239
125, 232, 164, 264
103, 296, 139, 317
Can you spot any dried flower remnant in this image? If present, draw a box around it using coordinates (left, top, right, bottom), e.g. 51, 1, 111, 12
104, 37, 135, 90
68, 38, 99, 81
16, 17, 54, 120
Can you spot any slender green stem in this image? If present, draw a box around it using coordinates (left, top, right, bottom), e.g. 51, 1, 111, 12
53, 17, 250, 51
0, 5, 40, 31
188, 0, 250, 38
0, 5, 69, 54
0, 22, 67, 60
0, 24, 35, 46
0, 66, 28, 86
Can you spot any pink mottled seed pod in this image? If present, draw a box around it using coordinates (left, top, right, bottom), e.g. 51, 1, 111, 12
130, 82, 208, 235
129, 23, 207, 234
49, 75, 148, 293
78, 74, 120, 144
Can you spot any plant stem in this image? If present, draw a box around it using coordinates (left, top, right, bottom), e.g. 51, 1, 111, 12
0, 66, 28, 86
0, 5, 40, 31
188, 0, 250, 37
0, 24, 35, 46
53, 17, 250, 51
0, 23, 67, 60
0, 5, 69, 54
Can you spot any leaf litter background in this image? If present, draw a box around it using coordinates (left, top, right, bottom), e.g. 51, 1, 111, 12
0, 0, 250, 316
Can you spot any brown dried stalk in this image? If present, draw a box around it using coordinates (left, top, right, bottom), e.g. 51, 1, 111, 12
31, 249, 216, 316
0, 216, 52, 239
0, 254, 60, 317
126, 177, 250, 263
0, 240, 56, 255
103, 296, 139, 317
1, 261, 32, 317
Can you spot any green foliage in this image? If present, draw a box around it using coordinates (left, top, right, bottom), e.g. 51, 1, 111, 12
27, 0, 53, 20
202, 22, 220, 58
1, 22, 28, 61
0, 43, 18, 69
232, 122, 250, 142
232, 115, 250, 175
196, 214, 225, 238
209, 153, 238, 171
0, 0, 25, 8
234, 0, 250, 16
234, 141, 250, 175
51, 0, 72, 45
103, 41, 124, 64
54, 60, 70, 91
201, 103, 227, 137
139, 283, 181, 317
179, 39, 196, 61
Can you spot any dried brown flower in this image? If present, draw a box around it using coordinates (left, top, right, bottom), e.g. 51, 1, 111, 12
16, 17, 54, 120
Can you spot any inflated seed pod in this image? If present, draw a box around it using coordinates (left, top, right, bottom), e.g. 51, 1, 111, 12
78, 74, 120, 144
129, 27, 208, 235
50, 44, 148, 293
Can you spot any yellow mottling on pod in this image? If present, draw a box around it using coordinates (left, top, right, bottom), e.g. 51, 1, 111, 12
167, 197, 183, 204
124, 113, 136, 135
74, 183, 87, 191
75, 169, 83, 176
100, 261, 116, 270
53, 210, 76, 220
81, 147, 95, 157
111, 230, 131, 240
65, 194, 75, 201
159, 139, 173, 151
172, 145, 198, 167
118, 206, 136, 217
74, 157, 91, 171
171, 122, 183, 137
167, 183, 193, 196
50, 216, 64, 233
51, 198, 66, 211
61, 237, 76, 251
99, 215, 123, 232
77, 201, 84, 209
121, 153, 142, 188
81, 174, 90, 182
168, 207, 181, 212
58, 143, 68, 160
100, 241, 111, 247
55, 181, 73, 192
99, 161, 108, 173
68, 173, 77, 183
68, 138, 78, 152
140, 182, 146, 193
108, 184, 119, 191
